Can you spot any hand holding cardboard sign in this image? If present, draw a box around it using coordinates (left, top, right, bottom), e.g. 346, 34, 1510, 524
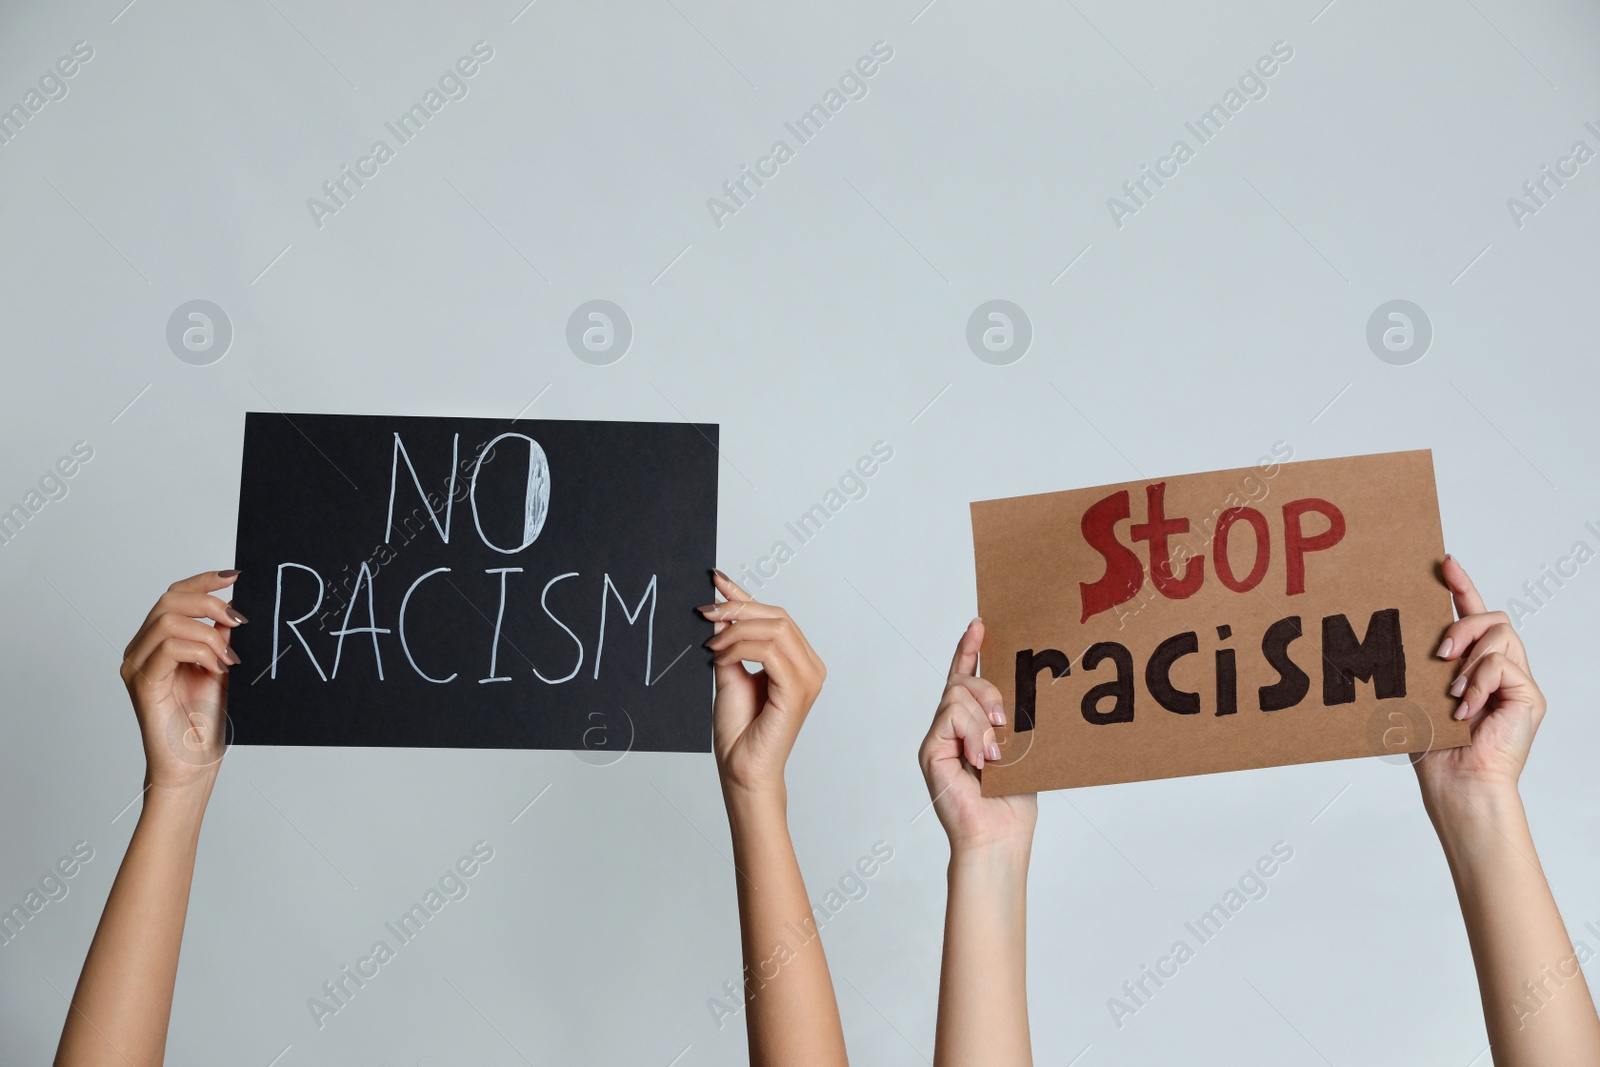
920, 618, 1038, 856
1416, 555, 1544, 799
1409, 559, 1600, 1063
922, 619, 1036, 1067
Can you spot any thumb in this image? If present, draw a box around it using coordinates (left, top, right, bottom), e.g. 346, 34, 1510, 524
713, 652, 758, 730
947, 617, 984, 681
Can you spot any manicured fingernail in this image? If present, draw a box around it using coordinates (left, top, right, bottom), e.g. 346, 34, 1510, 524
1436, 637, 1452, 658
1454, 699, 1471, 720
989, 704, 1005, 726
224, 647, 241, 665
219, 569, 239, 578
226, 608, 248, 624
985, 742, 1002, 762
696, 604, 718, 614
713, 568, 729, 580
1449, 674, 1467, 698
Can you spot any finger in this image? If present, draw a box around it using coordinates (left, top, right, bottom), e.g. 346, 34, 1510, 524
1448, 623, 1524, 699
1442, 555, 1487, 619
125, 615, 238, 674
947, 617, 984, 681
128, 636, 228, 683
1455, 650, 1541, 721
166, 570, 241, 596
711, 637, 808, 688
951, 697, 998, 768
928, 685, 997, 769
706, 618, 816, 677
1434, 611, 1513, 662
706, 618, 789, 652
711, 569, 755, 603
142, 590, 248, 632
698, 598, 789, 624
949, 672, 1006, 726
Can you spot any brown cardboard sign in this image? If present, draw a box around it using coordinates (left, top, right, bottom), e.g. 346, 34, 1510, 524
971, 449, 1469, 794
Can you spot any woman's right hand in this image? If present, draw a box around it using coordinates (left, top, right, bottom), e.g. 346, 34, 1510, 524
1414, 556, 1545, 811
919, 618, 1037, 856
119, 570, 243, 792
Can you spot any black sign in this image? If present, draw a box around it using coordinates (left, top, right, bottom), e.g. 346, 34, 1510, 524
228, 413, 718, 752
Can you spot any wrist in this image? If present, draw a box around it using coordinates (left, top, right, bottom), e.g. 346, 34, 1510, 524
1422, 776, 1522, 830
1423, 782, 1532, 867
949, 837, 1033, 881
142, 775, 216, 823
721, 778, 788, 828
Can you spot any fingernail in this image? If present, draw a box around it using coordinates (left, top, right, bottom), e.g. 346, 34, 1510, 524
224, 647, 241, 665
1449, 675, 1467, 698
985, 742, 1002, 762
713, 568, 729, 580
227, 608, 248, 624
990, 704, 1006, 726
218, 569, 239, 578
1454, 699, 1471, 720
1436, 637, 1452, 658
696, 604, 718, 614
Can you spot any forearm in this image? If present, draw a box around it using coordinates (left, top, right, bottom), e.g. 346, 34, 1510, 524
936, 844, 1032, 1067
724, 785, 848, 1067
57, 780, 212, 1067
1427, 787, 1600, 1065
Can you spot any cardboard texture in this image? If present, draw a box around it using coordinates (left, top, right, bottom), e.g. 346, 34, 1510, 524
971, 449, 1469, 794
228, 413, 718, 752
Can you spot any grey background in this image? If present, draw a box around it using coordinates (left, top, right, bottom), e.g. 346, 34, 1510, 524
2, 0, 1597, 1063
